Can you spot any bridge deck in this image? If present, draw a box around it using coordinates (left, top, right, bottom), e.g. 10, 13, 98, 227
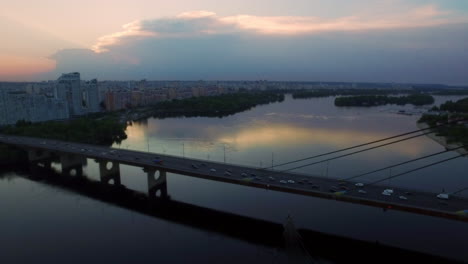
1, 134, 467, 222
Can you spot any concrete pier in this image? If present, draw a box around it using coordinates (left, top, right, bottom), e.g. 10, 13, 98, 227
146, 168, 168, 199
27, 149, 53, 169
60, 153, 86, 177
99, 160, 121, 185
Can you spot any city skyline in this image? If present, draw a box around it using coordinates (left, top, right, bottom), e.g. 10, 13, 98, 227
1, 0, 468, 84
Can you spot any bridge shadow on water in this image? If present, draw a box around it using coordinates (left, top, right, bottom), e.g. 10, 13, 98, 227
0, 165, 462, 264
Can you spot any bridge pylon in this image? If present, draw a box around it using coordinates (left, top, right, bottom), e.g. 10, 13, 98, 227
98, 160, 121, 186
27, 149, 53, 169
60, 153, 86, 177
145, 168, 168, 199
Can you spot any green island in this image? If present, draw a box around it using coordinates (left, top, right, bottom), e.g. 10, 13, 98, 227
147, 91, 285, 118
418, 97, 468, 150
432, 89, 468, 96
292, 89, 413, 99
334, 94, 435, 107
0, 117, 128, 165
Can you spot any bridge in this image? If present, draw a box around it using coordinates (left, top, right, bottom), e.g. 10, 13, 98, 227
1, 134, 467, 222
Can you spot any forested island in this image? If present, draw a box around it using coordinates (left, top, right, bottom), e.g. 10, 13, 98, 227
418, 97, 468, 150
334, 94, 435, 107
291, 89, 412, 99
148, 91, 285, 118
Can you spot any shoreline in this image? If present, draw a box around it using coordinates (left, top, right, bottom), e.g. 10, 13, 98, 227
417, 122, 468, 155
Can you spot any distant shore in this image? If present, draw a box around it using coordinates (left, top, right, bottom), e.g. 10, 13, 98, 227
417, 122, 468, 155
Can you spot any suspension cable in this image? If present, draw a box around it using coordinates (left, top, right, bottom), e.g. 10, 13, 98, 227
280, 131, 434, 172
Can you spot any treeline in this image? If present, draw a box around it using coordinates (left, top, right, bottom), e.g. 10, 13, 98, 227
431, 97, 468, 113
334, 94, 435, 107
150, 92, 284, 118
292, 89, 413, 99
432, 89, 468, 96
419, 98, 468, 150
418, 114, 468, 149
0, 118, 127, 146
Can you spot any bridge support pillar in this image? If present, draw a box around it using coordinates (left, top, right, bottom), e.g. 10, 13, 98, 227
98, 160, 121, 185
60, 154, 86, 177
27, 149, 53, 169
145, 168, 168, 199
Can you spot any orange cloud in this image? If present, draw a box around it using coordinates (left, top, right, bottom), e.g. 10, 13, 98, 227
91, 5, 465, 53
91, 20, 157, 53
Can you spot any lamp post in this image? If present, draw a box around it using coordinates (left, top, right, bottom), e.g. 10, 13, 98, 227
223, 144, 226, 163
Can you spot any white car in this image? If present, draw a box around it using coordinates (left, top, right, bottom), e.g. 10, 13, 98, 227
358, 190, 367, 194
399, 196, 408, 200
355, 183, 364, 187
210, 168, 216, 172
280, 180, 287, 184
287, 180, 295, 184
382, 190, 392, 196
241, 172, 248, 177
437, 193, 450, 200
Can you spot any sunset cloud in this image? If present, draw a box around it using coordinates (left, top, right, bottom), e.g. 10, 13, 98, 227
91, 5, 464, 53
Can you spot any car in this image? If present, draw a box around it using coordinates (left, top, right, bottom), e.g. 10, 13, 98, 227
279, 180, 287, 184
80, 148, 85, 152
437, 193, 449, 200
210, 168, 216, 172
241, 172, 248, 177
358, 190, 367, 194
399, 196, 408, 200
287, 180, 295, 184
268, 176, 275, 181
134, 157, 140, 160
224, 171, 232, 176
382, 190, 392, 196
191, 164, 198, 169
355, 183, 365, 187
153, 159, 163, 164
311, 184, 319, 189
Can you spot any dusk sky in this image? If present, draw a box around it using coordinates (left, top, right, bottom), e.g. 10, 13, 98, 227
1, 0, 468, 84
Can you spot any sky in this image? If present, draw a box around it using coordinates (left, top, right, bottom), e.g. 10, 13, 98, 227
1, 0, 467, 84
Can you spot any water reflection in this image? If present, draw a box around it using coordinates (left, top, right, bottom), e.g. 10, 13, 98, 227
0, 166, 460, 263
2, 95, 468, 263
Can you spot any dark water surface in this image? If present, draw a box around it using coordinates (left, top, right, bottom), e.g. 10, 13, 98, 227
1, 95, 467, 263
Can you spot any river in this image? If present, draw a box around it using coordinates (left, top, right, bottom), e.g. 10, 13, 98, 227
1, 95, 467, 263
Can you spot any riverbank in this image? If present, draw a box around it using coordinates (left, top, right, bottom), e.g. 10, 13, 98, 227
416, 122, 468, 155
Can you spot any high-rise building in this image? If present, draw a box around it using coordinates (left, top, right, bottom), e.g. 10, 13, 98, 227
56, 73, 100, 115
83, 79, 100, 113
57, 72, 83, 116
